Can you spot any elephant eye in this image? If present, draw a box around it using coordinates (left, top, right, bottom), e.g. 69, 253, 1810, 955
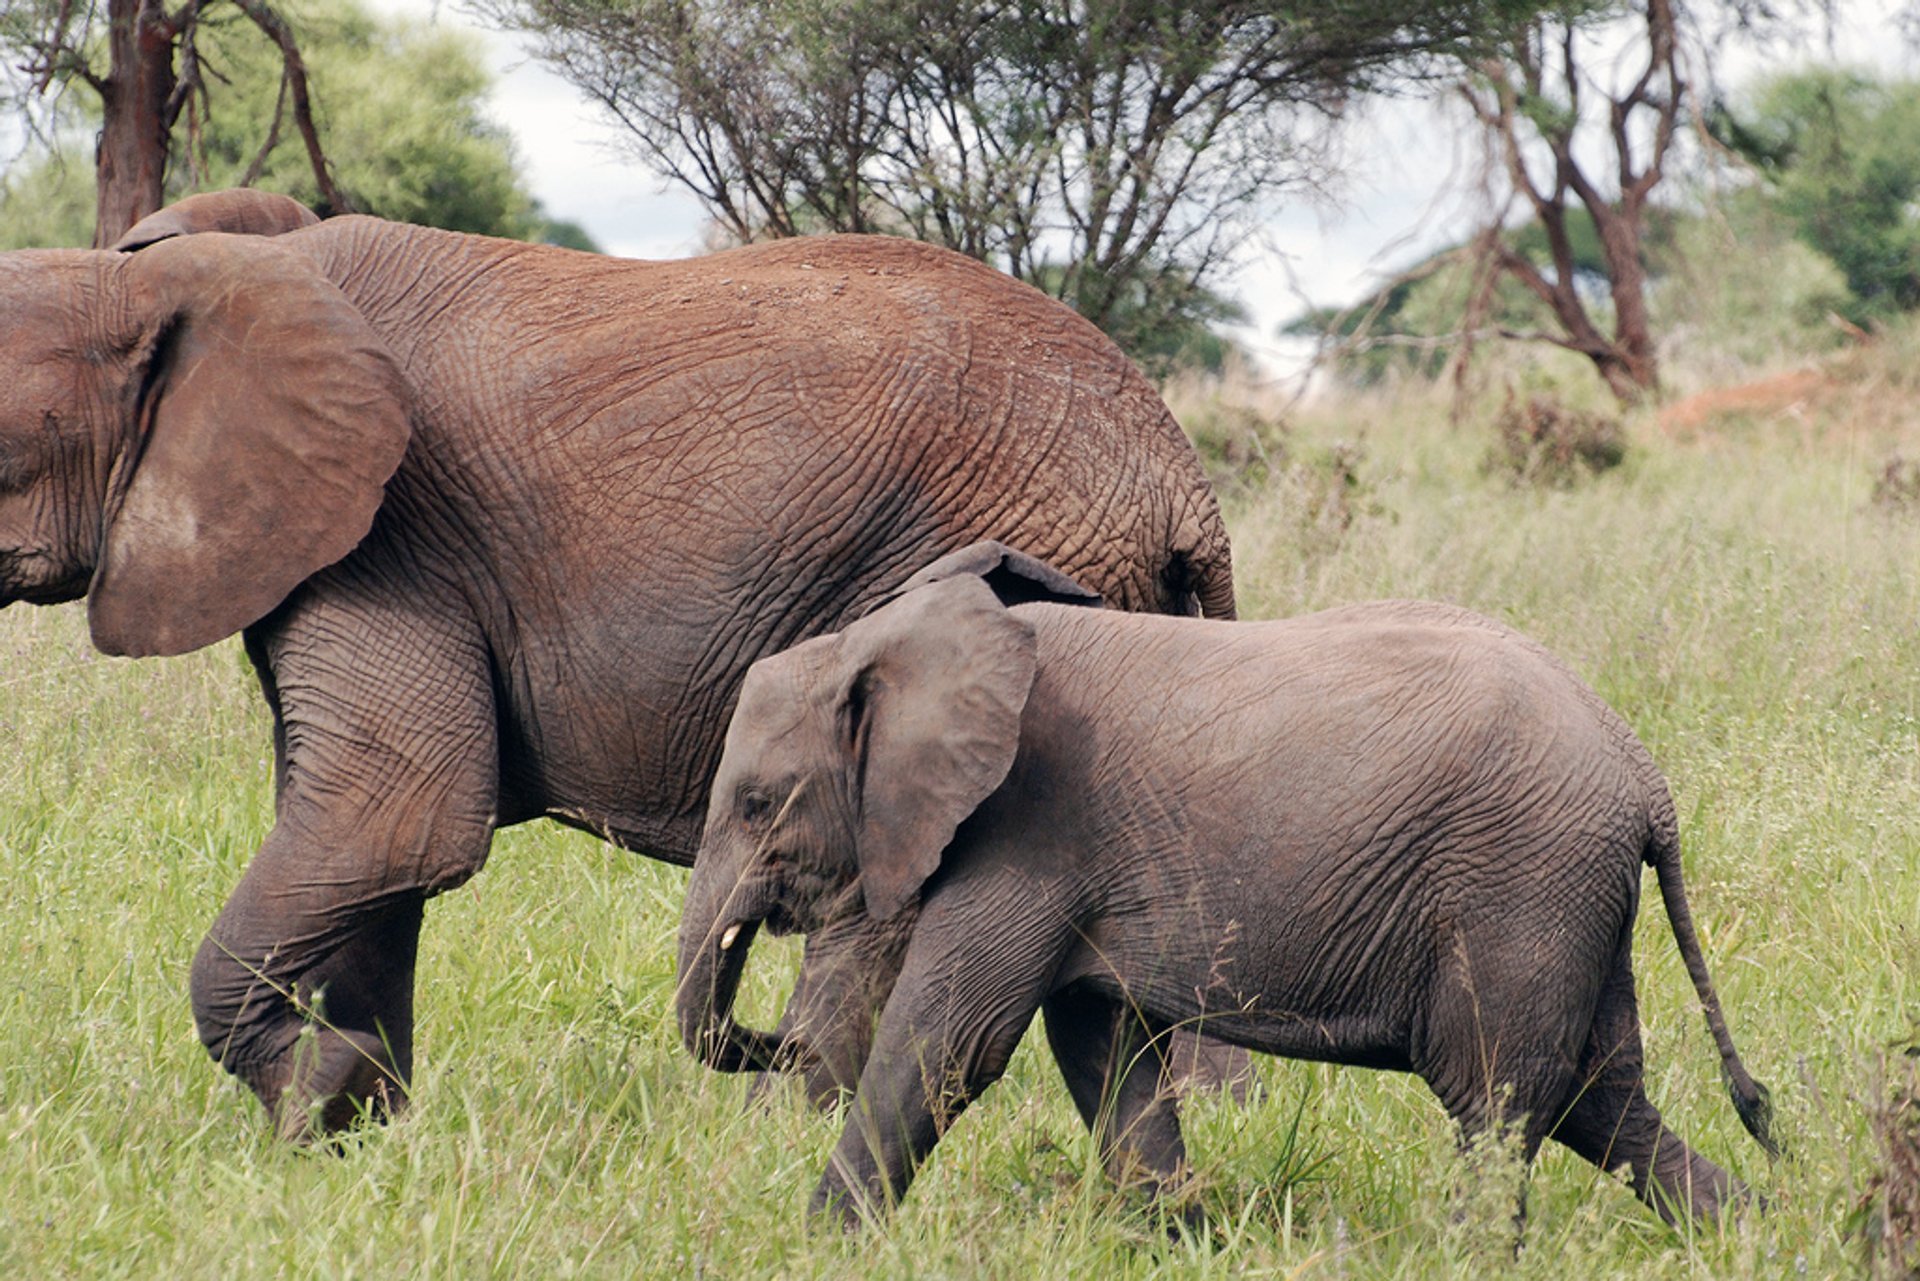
740, 792, 774, 826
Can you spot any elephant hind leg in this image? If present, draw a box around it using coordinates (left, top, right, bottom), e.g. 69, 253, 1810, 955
1547, 933, 1748, 1225
1553, 1083, 1744, 1227
1042, 986, 1192, 1211
1412, 929, 1614, 1227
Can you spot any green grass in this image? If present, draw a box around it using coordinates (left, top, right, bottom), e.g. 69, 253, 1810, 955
3, 378, 1917, 1276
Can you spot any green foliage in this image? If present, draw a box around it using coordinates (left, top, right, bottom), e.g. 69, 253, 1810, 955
1714, 67, 1920, 321
0, 0, 589, 249
1290, 195, 1850, 393
0, 153, 96, 250
1650, 194, 1853, 380
191, 3, 529, 231
1031, 260, 1252, 376
1287, 251, 1539, 386
482, 0, 1556, 371
1285, 205, 1647, 386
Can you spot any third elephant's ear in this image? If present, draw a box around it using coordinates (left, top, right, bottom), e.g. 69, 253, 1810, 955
112, 189, 321, 251
877, 540, 1104, 612
835, 576, 1038, 921
88, 233, 411, 657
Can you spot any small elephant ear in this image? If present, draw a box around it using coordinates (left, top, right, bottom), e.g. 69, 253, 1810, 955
88, 233, 410, 657
877, 539, 1104, 612
835, 575, 1038, 921
112, 189, 320, 251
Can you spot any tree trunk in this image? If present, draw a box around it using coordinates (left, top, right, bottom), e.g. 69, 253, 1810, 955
1591, 196, 1660, 403
93, 0, 176, 248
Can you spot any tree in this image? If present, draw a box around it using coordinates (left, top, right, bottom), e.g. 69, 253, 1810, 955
1712, 67, 1920, 320
1287, 206, 1625, 386
2, 0, 345, 245
474, 0, 1543, 369
1456, 0, 1682, 404
1, 1, 593, 250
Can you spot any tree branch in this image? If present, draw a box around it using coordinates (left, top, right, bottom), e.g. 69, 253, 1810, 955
230, 0, 350, 213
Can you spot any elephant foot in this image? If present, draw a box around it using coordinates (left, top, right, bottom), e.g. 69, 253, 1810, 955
244, 1026, 408, 1142
1167, 1030, 1254, 1104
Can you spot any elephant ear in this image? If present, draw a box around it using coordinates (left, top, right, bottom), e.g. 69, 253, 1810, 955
834, 575, 1038, 921
877, 539, 1104, 612
112, 189, 320, 251
88, 233, 410, 657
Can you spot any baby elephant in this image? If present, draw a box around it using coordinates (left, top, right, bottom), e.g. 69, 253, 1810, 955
676, 546, 1776, 1228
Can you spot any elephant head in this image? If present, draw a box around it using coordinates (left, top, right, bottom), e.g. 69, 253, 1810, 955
676, 567, 1047, 1074
0, 233, 410, 656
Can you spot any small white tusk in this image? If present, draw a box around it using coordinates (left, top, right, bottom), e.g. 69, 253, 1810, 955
719, 923, 742, 951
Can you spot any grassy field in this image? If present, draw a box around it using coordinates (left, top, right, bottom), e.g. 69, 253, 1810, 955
2, 363, 1917, 1277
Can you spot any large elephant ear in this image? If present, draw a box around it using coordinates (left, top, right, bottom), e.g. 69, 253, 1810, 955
112, 189, 320, 251
876, 539, 1104, 612
833, 575, 1038, 921
88, 233, 410, 657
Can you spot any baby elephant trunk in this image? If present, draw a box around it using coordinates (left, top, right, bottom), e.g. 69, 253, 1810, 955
675, 873, 788, 1073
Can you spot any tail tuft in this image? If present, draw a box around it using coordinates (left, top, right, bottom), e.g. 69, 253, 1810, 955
1727, 1070, 1782, 1159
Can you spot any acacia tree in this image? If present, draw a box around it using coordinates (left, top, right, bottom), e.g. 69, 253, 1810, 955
1714, 67, 1920, 319
1456, 0, 1682, 403
2, 0, 344, 245
475, 0, 1541, 365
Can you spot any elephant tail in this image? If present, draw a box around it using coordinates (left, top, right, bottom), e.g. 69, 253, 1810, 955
1646, 815, 1781, 1159
1165, 494, 1238, 620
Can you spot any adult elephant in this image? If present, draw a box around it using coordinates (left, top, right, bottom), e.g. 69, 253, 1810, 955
0, 190, 1234, 1137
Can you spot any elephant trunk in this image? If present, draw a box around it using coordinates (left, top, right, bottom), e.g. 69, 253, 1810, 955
676, 866, 788, 1073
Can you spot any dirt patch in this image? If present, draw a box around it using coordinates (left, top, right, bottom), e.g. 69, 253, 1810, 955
1658, 368, 1832, 435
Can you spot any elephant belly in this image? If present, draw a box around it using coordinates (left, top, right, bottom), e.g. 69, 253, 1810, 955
489, 638, 721, 866
1188, 1005, 1415, 1072
1062, 932, 1421, 1073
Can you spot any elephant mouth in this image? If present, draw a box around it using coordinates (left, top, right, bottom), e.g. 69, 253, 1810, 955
0, 549, 88, 605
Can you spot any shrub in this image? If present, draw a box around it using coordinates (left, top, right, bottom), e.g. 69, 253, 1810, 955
1858, 1038, 1920, 1279
1178, 398, 1288, 495
1486, 391, 1626, 487
1872, 454, 1920, 514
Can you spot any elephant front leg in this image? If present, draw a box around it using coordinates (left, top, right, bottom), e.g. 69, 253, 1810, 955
755, 909, 915, 1109
192, 788, 495, 1138
191, 864, 436, 1139
194, 603, 499, 1139
809, 896, 1067, 1227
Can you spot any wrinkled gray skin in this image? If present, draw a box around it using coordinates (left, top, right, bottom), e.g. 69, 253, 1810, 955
0, 190, 1236, 1138
678, 555, 1777, 1230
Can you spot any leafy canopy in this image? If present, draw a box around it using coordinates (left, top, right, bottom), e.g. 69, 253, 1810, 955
0, 0, 591, 250
475, 0, 1547, 371
1714, 67, 1920, 319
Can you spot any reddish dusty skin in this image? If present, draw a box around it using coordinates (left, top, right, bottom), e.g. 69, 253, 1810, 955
0, 191, 1234, 1137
